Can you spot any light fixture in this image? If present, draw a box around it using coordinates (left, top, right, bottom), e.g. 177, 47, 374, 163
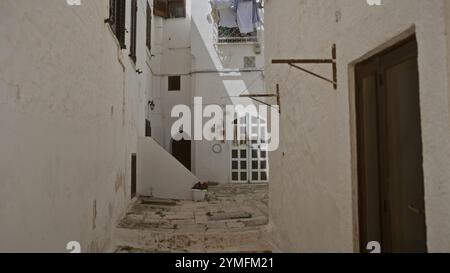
148, 100, 156, 111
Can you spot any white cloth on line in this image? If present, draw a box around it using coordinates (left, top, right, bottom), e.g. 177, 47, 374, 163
236, 0, 254, 34
219, 8, 238, 28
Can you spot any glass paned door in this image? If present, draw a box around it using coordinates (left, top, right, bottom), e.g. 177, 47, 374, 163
230, 115, 269, 183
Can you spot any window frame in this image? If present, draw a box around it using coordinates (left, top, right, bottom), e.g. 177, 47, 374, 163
108, 0, 126, 49
129, 0, 138, 64
168, 76, 181, 91
154, 0, 168, 18
146, 3, 152, 52
168, 0, 186, 19
153, 0, 186, 19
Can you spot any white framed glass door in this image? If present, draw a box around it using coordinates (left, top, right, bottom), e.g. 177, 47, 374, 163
230, 114, 269, 183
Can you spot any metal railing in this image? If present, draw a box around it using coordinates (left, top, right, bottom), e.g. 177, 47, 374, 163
214, 24, 258, 44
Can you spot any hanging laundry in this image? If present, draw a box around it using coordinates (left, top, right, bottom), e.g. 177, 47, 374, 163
209, 2, 219, 23
219, 8, 238, 28
211, 0, 238, 28
252, 0, 261, 26
236, 0, 254, 34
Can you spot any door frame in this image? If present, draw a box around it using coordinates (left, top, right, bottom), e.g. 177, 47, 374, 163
230, 114, 269, 184
351, 33, 428, 252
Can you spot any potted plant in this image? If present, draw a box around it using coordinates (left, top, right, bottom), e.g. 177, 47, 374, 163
192, 182, 208, 202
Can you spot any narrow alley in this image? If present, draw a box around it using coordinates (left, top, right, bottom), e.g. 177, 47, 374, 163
1, 0, 450, 255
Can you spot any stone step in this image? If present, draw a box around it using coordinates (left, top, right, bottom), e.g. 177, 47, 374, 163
112, 185, 270, 253
114, 240, 273, 253
113, 225, 267, 252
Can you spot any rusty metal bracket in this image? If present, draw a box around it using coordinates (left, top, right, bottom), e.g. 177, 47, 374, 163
239, 84, 281, 114
272, 44, 337, 90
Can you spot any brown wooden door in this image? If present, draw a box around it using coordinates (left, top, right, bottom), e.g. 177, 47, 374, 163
131, 153, 137, 199
172, 139, 191, 171
145, 119, 152, 137
356, 58, 383, 249
356, 37, 427, 253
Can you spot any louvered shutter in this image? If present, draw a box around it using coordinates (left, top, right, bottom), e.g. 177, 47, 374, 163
154, 0, 168, 18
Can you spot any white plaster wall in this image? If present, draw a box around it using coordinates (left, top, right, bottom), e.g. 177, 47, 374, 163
137, 137, 198, 200
265, 0, 450, 252
446, 1, 450, 127
191, 0, 266, 183
0, 0, 150, 252
145, 1, 195, 162
148, 0, 266, 183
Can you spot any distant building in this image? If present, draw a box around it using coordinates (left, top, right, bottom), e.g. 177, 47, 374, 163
150, 0, 267, 185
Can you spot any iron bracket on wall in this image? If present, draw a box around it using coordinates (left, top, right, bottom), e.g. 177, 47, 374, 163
239, 84, 281, 114
272, 44, 337, 90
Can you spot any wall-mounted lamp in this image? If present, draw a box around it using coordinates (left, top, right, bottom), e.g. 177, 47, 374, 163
148, 100, 156, 111
136, 69, 143, 74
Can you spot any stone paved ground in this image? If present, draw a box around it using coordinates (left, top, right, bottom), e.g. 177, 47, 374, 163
113, 184, 271, 253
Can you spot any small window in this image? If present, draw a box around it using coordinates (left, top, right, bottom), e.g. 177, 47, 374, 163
168, 0, 186, 18
154, 0, 185, 18
108, 0, 126, 49
146, 3, 152, 52
154, 0, 168, 17
168, 76, 181, 91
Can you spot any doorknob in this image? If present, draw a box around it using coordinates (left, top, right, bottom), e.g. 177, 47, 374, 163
408, 205, 425, 215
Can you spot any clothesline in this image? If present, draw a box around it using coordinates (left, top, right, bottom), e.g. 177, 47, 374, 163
210, 0, 263, 35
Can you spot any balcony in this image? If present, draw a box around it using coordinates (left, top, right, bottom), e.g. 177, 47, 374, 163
214, 24, 258, 44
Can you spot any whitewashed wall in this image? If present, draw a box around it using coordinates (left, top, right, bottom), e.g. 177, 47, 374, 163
137, 137, 198, 200
0, 0, 151, 252
191, 0, 265, 183
149, 0, 266, 183
265, 0, 450, 252
446, 1, 450, 128
146, 0, 193, 152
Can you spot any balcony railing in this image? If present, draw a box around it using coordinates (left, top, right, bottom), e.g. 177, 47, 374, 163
214, 24, 258, 44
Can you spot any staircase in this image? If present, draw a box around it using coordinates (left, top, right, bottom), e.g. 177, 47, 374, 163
112, 184, 272, 253
137, 137, 198, 200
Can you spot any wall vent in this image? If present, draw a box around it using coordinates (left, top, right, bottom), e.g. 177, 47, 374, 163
244, 56, 256, 68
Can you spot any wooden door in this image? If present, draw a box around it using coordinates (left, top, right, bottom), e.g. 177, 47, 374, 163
131, 153, 137, 199
172, 139, 191, 171
145, 119, 152, 137
356, 37, 427, 253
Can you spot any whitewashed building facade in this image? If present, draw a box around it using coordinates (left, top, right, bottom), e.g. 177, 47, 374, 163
0, 0, 266, 252
265, 0, 450, 253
